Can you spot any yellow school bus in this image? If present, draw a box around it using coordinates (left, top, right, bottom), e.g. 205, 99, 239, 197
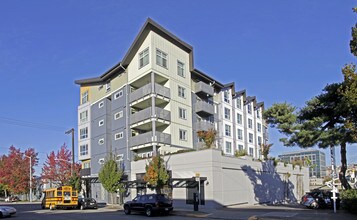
41, 186, 78, 210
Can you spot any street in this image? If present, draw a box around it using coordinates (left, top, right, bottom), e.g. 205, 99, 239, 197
1, 202, 356, 220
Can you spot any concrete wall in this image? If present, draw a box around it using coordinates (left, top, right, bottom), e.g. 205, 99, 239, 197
130, 149, 309, 208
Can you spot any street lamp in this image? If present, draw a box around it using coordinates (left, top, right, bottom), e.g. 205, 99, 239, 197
65, 128, 75, 176
25, 155, 32, 203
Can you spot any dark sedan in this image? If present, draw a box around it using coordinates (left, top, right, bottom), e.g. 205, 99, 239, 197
77, 198, 98, 210
301, 190, 340, 209
124, 194, 173, 217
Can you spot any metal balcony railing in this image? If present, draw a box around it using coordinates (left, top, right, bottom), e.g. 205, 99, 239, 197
129, 131, 171, 148
130, 107, 171, 125
129, 83, 170, 103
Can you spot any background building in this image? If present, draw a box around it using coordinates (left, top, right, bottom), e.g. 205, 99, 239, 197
278, 149, 326, 178
75, 18, 268, 203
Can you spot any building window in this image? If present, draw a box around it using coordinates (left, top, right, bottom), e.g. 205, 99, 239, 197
98, 158, 105, 165
224, 90, 230, 103
237, 113, 242, 125
105, 82, 111, 92
257, 123, 261, 132
179, 129, 187, 141
81, 91, 88, 104
114, 111, 123, 120
115, 132, 123, 140
248, 119, 253, 129
177, 60, 185, 77
249, 147, 254, 156
224, 108, 231, 120
80, 110, 88, 123
225, 124, 231, 137
258, 136, 262, 146
236, 97, 242, 109
225, 141, 232, 154
156, 49, 167, 68
80, 127, 88, 139
178, 86, 186, 98
116, 154, 124, 161
179, 107, 187, 119
238, 144, 244, 152
80, 144, 88, 156
114, 90, 123, 99
98, 120, 104, 127
257, 109, 260, 118
98, 138, 104, 145
237, 129, 243, 140
247, 103, 252, 114
98, 101, 104, 108
139, 47, 149, 68
249, 133, 253, 143
83, 161, 90, 169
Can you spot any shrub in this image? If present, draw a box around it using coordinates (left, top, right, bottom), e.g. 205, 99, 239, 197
234, 150, 247, 157
340, 189, 357, 213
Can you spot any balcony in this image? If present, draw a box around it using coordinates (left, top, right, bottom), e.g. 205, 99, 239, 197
195, 81, 214, 97
129, 131, 171, 149
130, 107, 171, 130
129, 83, 170, 104
196, 120, 214, 131
195, 100, 214, 116
80, 168, 91, 177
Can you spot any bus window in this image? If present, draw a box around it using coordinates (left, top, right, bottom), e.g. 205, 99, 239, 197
72, 192, 77, 196
57, 191, 62, 197
64, 192, 70, 197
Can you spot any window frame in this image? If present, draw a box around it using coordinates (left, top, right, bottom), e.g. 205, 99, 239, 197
114, 111, 123, 120
81, 91, 89, 104
179, 107, 187, 120
80, 144, 88, 156
156, 49, 168, 68
139, 47, 149, 69
115, 132, 123, 140
237, 128, 243, 140
225, 141, 232, 154
178, 86, 186, 98
224, 107, 231, 120
177, 60, 185, 77
179, 129, 187, 141
225, 124, 231, 137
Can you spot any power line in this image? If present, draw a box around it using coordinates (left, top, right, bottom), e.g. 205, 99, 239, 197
0, 116, 68, 132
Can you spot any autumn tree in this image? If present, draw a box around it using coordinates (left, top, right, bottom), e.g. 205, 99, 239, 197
98, 157, 124, 204
197, 129, 217, 149
41, 143, 81, 187
0, 146, 38, 196
143, 155, 170, 194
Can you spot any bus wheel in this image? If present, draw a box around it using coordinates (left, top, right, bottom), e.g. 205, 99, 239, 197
50, 204, 54, 210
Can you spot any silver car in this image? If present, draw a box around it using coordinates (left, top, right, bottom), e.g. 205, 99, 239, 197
0, 206, 17, 217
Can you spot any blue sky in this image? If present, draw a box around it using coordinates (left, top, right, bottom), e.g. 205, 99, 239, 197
0, 0, 356, 174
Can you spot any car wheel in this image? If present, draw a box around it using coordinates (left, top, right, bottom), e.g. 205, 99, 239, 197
311, 202, 319, 209
124, 205, 131, 215
0, 211, 3, 218
145, 206, 153, 217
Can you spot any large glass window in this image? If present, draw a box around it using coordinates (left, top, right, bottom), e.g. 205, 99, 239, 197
179, 107, 187, 119
249, 147, 254, 156
139, 47, 149, 68
179, 129, 187, 141
80, 110, 88, 123
225, 124, 231, 137
81, 91, 88, 104
80, 127, 88, 139
224, 90, 230, 103
236, 97, 242, 109
257, 123, 261, 132
156, 49, 167, 68
80, 144, 88, 156
224, 108, 231, 120
247, 103, 252, 114
225, 141, 232, 154
237, 129, 243, 140
237, 113, 242, 124
178, 86, 186, 98
249, 133, 253, 143
248, 119, 253, 129
177, 60, 185, 77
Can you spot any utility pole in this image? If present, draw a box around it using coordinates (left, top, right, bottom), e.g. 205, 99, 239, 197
25, 155, 32, 202
65, 128, 75, 176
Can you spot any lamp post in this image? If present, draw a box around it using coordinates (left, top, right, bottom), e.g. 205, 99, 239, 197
65, 128, 75, 176
25, 155, 32, 203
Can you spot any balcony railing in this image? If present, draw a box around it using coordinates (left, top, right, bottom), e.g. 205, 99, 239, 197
195, 81, 214, 97
195, 100, 214, 115
130, 131, 171, 148
130, 107, 171, 125
80, 168, 91, 177
196, 120, 215, 131
129, 83, 170, 103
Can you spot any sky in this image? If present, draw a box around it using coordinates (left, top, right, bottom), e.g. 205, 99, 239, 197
0, 0, 356, 174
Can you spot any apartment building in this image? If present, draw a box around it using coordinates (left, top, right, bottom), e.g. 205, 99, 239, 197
75, 18, 268, 202
278, 149, 327, 178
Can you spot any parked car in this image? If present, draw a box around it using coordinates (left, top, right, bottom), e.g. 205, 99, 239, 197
0, 206, 17, 218
301, 190, 340, 209
77, 198, 98, 210
4, 196, 20, 203
123, 194, 173, 217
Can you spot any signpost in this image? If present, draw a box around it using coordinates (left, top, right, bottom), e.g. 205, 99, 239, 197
195, 173, 200, 207
330, 146, 338, 213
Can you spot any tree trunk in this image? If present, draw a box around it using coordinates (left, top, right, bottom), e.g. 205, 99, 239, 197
339, 141, 351, 189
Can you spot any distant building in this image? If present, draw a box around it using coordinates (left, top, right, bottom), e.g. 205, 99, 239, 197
278, 149, 326, 178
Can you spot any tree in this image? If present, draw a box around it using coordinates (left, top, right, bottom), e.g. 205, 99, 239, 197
260, 143, 273, 161
143, 155, 170, 194
98, 157, 124, 204
41, 143, 80, 187
197, 129, 217, 149
0, 146, 38, 196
